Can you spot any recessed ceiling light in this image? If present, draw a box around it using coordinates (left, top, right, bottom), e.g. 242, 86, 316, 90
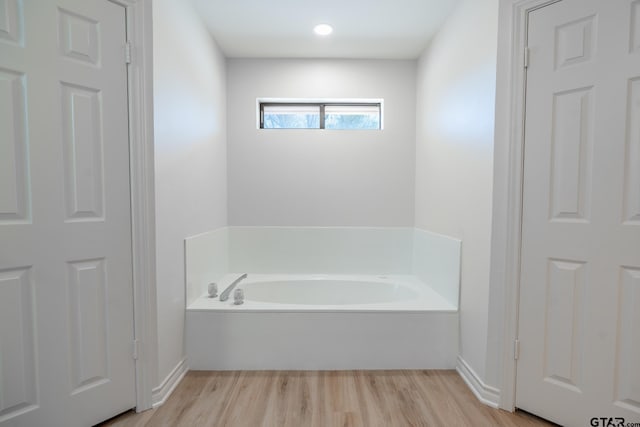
314, 24, 333, 36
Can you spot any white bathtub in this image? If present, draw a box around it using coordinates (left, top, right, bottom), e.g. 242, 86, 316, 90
186, 273, 458, 370
245, 275, 418, 305
185, 227, 460, 370
188, 273, 456, 311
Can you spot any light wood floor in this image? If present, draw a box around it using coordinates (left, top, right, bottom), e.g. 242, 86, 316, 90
100, 370, 554, 427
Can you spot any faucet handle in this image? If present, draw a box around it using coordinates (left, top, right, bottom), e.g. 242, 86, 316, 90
207, 282, 218, 298
233, 288, 244, 305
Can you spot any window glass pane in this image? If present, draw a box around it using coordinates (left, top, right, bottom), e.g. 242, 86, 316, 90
263, 105, 320, 129
325, 105, 380, 130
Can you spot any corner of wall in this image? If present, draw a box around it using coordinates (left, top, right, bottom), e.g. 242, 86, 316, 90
413, 0, 501, 407
456, 355, 500, 408
185, 227, 230, 305
152, 0, 228, 395
151, 357, 188, 408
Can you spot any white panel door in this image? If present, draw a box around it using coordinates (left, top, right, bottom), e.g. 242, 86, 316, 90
517, 0, 640, 425
0, 1, 135, 426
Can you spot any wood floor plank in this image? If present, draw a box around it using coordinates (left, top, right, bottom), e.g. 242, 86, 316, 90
99, 370, 555, 427
353, 371, 390, 426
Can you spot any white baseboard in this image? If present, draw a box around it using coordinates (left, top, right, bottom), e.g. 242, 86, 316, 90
456, 356, 500, 408
152, 357, 188, 408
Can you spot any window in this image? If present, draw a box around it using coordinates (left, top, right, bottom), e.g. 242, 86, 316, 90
261, 104, 321, 129
259, 101, 382, 130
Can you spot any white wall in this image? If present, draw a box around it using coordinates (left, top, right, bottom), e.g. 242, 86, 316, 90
153, 0, 227, 389
414, 0, 499, 386
227, 59, 416, 226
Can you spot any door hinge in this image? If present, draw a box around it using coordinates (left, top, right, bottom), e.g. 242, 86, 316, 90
524, 47, 530, 69
125, 41, 132, 64
514, 339, 520, 360
132, 339, 139, 360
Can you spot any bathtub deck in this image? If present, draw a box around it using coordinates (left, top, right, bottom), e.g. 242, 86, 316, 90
188, 273, 457, 312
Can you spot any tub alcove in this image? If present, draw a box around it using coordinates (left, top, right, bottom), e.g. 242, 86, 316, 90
185, 227, 460, 370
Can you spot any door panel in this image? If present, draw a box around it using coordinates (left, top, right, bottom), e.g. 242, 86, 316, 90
549, 86, 593, 222
0, 1, 135, 426
615, 267, 640, 410
0, 268, 37, 419
0, 69, 28, 223
517, 0, 640, 425
624, 78, 640, 224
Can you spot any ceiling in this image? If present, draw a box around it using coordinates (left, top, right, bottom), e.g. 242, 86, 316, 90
190, 0, 460, 59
